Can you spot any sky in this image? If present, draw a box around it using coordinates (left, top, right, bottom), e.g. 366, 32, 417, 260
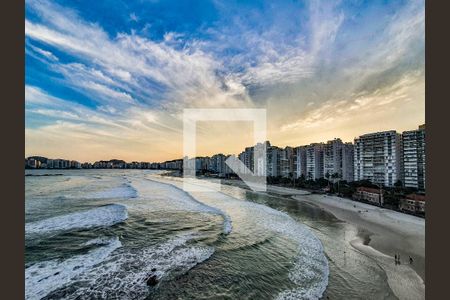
25, 0, 425, 162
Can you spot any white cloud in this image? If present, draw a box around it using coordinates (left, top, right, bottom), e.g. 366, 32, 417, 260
129, 13, 139, 22
24, 0, 424, 160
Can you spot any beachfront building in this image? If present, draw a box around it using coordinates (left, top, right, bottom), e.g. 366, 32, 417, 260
306, 143, 324, 180
293, 146, 307, 179
280, 146, 294, 178
238, 146, 254, 174
342, 143, 354, 182
267, 145, 281, 177
70, 160, 82, 169
164, 159, 183, 170
399, 193, 425, 214
354, 130, 401, 187
209, 154, 224, 173
402, 125, 426, 190
26, 158, 40, 169
323, 139, 354, 182
324, 138, 343, 178
81, 162, 92, 169
353, 187, 384, 206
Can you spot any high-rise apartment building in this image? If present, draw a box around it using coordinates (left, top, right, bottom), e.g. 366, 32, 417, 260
402, 124, 426, 190
294, 146, 307, 178
342, 143, 354, 182
354, 130, 401, 187
267, 145, 281, 177
324, 138, 343, 178
306, 143, 324, 180
323, 138, 354, 182
280, 146, 294, 178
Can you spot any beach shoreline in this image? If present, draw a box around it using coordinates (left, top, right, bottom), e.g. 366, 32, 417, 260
220, 179, 425, 299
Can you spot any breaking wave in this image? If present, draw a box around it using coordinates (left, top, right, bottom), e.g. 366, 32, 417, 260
130, 177, 232, 235
25, 204, 128, 236
86, 183, 138, 199
43, 234, 214, 299
25, 236, 121, 300
152, 177, 329, 300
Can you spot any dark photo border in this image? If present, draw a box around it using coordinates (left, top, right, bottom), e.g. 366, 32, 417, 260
1, 0, 25, 299
1, 0, 449, 299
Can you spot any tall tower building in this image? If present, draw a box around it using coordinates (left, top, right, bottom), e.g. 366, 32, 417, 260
324, 138, 343, 178
342, 143, 354, 182
354, 130, 401, 187
306, 143, 324, 180
294, 146, 307, 179
402, 125, 426, 190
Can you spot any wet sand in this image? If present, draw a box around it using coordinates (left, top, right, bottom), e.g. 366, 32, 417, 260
292, 193, 425, 300
220, 180, 425, 299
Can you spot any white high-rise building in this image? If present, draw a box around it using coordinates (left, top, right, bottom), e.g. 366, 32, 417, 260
238, 146, 254, 174
267, 145, 281, 177
354, 130, 401, 187
323, 138, 354, 182
306, 143, 324, 180
293, 146, 307, 179
342, 143, 354, 182
402, 124, 426, 190
280, 146, 294, 178
324, 138, 343, 178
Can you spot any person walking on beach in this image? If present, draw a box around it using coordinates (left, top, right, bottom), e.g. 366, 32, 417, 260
409, 256, 413, 264
397, 254, 401, 264
394, 254, 398, 265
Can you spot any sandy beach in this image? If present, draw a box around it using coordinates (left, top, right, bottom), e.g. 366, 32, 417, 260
286, 189, 425, 300
221, 180, 425, 299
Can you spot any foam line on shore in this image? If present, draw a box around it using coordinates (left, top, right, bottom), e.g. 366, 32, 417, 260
25, 237, 121, 300
350, 236, 425, 300
150, 176, 329, 300
25, 204, 128, 236
43, 234, 214, 299
132, 177, 232, 235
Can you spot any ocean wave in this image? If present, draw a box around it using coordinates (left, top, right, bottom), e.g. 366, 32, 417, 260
152, 178, 329, 300
25, 204, 128, 236
44, 234, 214, 299
221, 193, 329, 300
25, 236, 121, 300
130, 177, 232, 235
86, 183, 138, 199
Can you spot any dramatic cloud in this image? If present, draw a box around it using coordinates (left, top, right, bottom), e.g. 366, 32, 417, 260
25, 0, 425, 161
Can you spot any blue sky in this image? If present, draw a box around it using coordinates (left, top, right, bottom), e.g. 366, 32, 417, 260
25, 0, 425, 162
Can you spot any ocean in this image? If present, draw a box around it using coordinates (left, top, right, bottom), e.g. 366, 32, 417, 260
25, 169, 396, 300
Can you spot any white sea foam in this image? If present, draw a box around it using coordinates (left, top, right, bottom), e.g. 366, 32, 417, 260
87, 183, 138, 199
45, 234, 214, 299
25, 204, 128, 235
217, 193, 329, 300
25, 237, 121, 300
130, 177, 232, 234
151, 177, 329, 300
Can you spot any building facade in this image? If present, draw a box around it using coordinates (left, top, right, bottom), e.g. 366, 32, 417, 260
280, 146, 294, 178
267, 145, 281, 177
306, 143, 324, 180
402, 125, 425, 190
353, 187, 384, 206
323, 138, 343, 179
354, 130, 401, 187
399, 193, 425, 214
342, 143, 354, 182
293, 146, 307, 179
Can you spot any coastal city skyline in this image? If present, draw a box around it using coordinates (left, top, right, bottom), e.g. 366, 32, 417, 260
24, 1, 426, 299
26, 124, 423, 164
25, 0, 424, 162
26, 123, 426, 191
